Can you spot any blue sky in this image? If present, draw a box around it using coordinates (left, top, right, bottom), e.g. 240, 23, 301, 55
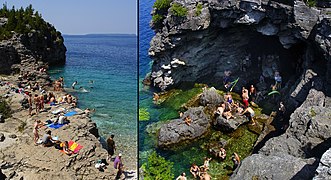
0, 0, 137, 35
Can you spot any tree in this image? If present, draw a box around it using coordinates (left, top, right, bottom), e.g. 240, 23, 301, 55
142, 151, 174, 180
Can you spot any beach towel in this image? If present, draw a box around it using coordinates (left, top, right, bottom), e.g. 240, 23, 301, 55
64, 111, 77, 117
46, 123, 65, 129
68, 140, 83, 153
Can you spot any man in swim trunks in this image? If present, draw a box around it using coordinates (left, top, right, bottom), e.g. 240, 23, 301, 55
241, 107, 256, 125
107, 134, 116, 161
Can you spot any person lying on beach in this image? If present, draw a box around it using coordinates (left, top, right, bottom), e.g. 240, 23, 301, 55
61, 141, 73, 155
42, 130, 58, 147
190, 163, 200, 178
184, 115, 192, 126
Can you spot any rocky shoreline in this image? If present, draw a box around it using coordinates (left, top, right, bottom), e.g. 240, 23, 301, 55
0, 61, 137, 180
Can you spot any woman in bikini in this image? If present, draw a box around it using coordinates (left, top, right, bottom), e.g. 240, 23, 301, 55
33, 120, 44, 145
190, 163, 200, 178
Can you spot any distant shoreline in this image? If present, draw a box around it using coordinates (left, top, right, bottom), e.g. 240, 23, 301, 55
63, 33, 137, 37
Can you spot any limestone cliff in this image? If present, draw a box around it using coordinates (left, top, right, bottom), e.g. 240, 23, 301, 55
148, 0, 331, 93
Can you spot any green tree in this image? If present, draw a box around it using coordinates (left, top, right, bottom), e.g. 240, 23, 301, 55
170, 3, 188, 17
153, 0, 172, 10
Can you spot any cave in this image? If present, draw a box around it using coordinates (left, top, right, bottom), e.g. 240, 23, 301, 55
169, 26, 309, 93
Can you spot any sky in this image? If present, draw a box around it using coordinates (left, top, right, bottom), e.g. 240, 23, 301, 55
0, 0, 137, 35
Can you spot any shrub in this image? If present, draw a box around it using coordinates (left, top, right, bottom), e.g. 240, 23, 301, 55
306, 0, 316, 7
0, 99, 11, 119
152, 14, 164, 24
139, 108, 150, 121
153, 0, 172, 10
196, 3, 203, 16
141, 151, 174, 180
170, 3, 188, 17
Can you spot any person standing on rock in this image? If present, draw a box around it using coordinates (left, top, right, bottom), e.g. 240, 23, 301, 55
240, 107, 256, 125
28, 93, 33, 115
33, 120, 44, 145
242, 87, 249, 108
114, 153, 124, 179
107, 134, 116, 161
39, 94, 44, 111
34, 94, 40, 114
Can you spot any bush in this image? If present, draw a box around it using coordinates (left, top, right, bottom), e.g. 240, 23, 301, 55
306, 0, 316, 7
170, 3, 188, 17
153, 0, 172, 10
139, 108, 150, 121
152, 14, 164, 24
141, 151, 174, 180
196, 3, 203, 16
0, 99, 11, 119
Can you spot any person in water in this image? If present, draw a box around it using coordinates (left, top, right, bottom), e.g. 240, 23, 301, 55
176, 172, 187, 180
190, 163, 200, 178
71, 81, 78, 89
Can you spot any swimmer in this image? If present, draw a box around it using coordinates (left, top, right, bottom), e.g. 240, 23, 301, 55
71, 81, 77, 89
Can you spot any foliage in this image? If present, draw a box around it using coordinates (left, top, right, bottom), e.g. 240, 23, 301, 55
139, 108, 150, 121
306, 0, 316, 7
170, 3, 188, 17
152, 14, 163, 24
142, 151, 174, 180
0, 99, 11, 119
310, 108, 316, 117
195, 3, 203, 16
153, 0, 172, 10
18, 121, 26, 132
0, 4, 62, 43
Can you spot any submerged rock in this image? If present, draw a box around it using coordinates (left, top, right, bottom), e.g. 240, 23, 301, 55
158, 106, 210, 147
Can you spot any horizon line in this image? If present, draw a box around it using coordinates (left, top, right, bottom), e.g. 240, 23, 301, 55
63, 33, 137, 36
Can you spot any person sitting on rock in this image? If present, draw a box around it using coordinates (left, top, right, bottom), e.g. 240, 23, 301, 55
42, 130, 57, 147
232, 152, 240, 170
223, 111, 235, 120
215, 102, 225, 116
61, 141, 73, 155
184, 115, 192, 126
240, 107, 256, 125
190, 163, 200, 178
225, 92, 234, 107
218, 148, 226, 161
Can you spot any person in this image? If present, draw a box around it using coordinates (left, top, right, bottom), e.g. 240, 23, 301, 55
274, 71, 282, 89
33, 120, 44, 145
190, 163, 200, 178
249, 85, 257, 102
202, 157, 212, 170
42, 130, 57, 147
60, 141, 73, 155
215, 102, 225, 116
218, 148, 226, 160
28, 93, 33, 115
223, 111, 235, 120
199, 171, 211, 180
34, 94, 40, 114
57, 113, 68, 124
184, 115, 192, 126
176, 172, 187, 180
242, 87, 249, 108
114, 153, 124, 179
107, 134, 116, 161
72, 81, 78, 89
232, 152, 240, 170
153, 92, 159, 104
178, 111, 184, 118
241, 107, 256, 125
39, 94, 44, 110
278, 101, 286, 121
225, 92, 234, 106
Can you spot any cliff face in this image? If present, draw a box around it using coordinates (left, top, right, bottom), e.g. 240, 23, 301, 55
0, 18, 66, 75
148, 0, 331, 93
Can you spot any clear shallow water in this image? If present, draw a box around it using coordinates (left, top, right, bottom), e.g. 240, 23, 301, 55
49, 34, 137, 168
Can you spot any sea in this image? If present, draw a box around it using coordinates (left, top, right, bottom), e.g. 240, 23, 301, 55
49, 34, 137, 169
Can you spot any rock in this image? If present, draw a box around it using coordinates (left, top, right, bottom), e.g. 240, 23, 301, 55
199, 87, 223, 106
215, 115, 249, 131
8, 134, 17, 139
314, 148, 331, 180
0, 133, 5, 142
231, 153, 318, 180
158, 107, 210, 147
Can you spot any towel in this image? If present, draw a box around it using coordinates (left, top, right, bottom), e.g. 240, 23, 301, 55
68, 140, 83, 153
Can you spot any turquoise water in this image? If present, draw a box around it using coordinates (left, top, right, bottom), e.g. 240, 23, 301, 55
49, 34, 137, 167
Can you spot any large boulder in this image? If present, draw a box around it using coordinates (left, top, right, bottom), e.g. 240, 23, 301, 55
215, 115, 249, 131
158, 106, 210, 147
231, 153, 318, 180
199, 87, 223, 106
